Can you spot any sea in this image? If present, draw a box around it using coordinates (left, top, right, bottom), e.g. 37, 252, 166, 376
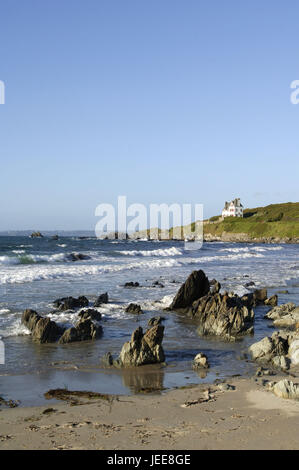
0, 233, 298, 406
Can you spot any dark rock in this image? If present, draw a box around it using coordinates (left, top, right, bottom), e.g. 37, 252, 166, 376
124, 282, 140, 288
30, 232, 43, 238
245, 281, 255, 287
78, 308, 102, 322
94, 292, 108, 307
125, 303, 143, 315
152, 281, 164, 288
53, 296, 89, 311
211, 281, 221, 294
254, 288, 268, 304
51, 235, 59, 240
148, 316, 165, 326
66, 253, 91, 262
59, 317, 102, 344
168, 270, 210, 310
21, 309, 63, 343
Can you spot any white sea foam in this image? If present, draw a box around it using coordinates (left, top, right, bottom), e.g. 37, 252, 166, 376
117, 247, 183, 257
0, 309, 10, 315
0, 320, 31, 338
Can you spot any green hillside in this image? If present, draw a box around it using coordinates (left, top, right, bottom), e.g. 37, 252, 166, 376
203, 202, 299, 240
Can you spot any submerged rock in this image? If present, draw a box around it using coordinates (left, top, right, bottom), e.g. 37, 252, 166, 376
21, 309, 63, 343
104, 325, 165, 367
168, 270, 210, 310
94, 292, 109, 307
125, 303, 143, 315
53, 296, 89, 311
66, 253, 91, 262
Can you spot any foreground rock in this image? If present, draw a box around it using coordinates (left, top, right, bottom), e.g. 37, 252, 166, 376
265, 302, 299, 329
248, 331, 294, 370
53, 296, 89, 311
103, 325, 165, 367
268, 379, 299, 400
22, 310, 63, 343
192, 353, 209, 369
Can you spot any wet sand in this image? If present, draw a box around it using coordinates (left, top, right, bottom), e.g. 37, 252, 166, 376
1, 375, 299, 450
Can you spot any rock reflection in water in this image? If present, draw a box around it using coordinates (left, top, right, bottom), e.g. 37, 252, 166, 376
122, 365, 165, 393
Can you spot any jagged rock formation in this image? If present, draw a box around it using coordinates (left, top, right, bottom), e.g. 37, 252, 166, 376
168, 270, 210, 310
102, 325, 165, 368
21, 309, 63, 343
168, 270, 255, 339
248, 331, 290, 370
59, 317, 102, 344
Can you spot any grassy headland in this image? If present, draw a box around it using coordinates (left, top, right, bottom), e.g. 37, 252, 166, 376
202, 202, 299, 241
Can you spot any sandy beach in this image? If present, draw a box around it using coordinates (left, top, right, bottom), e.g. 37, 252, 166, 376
1, 374, 299, 450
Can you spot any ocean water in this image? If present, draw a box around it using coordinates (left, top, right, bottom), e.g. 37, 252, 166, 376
0, 235, 299, 406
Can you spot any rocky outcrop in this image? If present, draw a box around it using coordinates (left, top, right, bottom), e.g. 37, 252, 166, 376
168, 270, 210, 310
265, 303, 299, 329
167, 270, 254, 339
59, 317, 102, 344
103, 326, 165, 367
192, 291, 254, 339
125, 303, 143, 315
22, 306, 102, 345
53, 296, 89, 311
21, 309, 63, 343
94, 293, 108, 307
192, 353, 209, 369
248, 331, 290, 370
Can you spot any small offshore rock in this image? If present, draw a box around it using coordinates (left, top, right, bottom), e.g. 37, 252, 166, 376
125, 303, 143, 315
124, 282, 140, 288
94, 292, 108, 307
53, 296, 89, 311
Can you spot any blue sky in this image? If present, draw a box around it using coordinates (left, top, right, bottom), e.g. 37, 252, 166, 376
0, 0, 299, 230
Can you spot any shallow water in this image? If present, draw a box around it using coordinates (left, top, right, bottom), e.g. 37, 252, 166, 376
0, 236, 298, 406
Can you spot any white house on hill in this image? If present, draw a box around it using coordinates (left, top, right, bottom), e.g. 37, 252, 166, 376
222, 198, 243, 218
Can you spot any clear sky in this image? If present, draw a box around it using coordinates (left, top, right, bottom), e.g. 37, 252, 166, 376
1, 0, 299, 230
